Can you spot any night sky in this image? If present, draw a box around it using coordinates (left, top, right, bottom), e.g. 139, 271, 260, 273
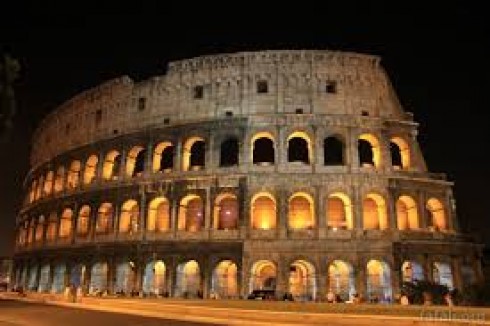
1, 2, 489, 256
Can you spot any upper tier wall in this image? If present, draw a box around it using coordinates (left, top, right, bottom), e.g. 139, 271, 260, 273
31, 50, 407, 167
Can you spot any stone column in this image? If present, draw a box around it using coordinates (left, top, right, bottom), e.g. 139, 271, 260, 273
387, 190, 397, 231
275, 259, 288, 298
175, 140, 183, 172
118, 149, 128, 180
202, 257, 211, 298
278, 189, 288, 239
96, 152, 105, 180
144, 142, 154, 176
417, 191, 428, 229
317, 186, 326, 239
355, 259, 366, 300
204, 187, 212, 233
424, 255, 433, 282
316, 260, 327, 301
107, 257, 115, 295
451, 256, 463, 290
139, 186, 147, 239
353, 186, 363, 231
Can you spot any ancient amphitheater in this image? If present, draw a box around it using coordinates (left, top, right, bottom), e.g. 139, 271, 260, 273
13, 50, 483, 302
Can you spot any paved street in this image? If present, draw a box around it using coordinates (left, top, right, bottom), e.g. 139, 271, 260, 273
0, 299, 215, 326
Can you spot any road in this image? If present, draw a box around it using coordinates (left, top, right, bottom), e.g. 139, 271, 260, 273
0, 299, 216, 326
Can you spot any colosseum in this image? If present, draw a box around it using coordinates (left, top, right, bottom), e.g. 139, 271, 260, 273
13, 50, 483, 302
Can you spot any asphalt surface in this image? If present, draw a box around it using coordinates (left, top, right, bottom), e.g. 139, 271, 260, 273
0, 299, 216, 326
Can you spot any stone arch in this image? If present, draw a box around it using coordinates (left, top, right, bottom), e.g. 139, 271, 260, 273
70, 264, 86, 289
38, 264, 51, 292
119, 200, 139, 233
67, 160, 81, 189
249, 260, 277, 292
287, 131, 312, 164
396, 195, 419, 230
153, 141, 174, 173
126, 146, 146, 177
251, 132, 275, 165
54, 166, 65, 193
35, 215, 45, 242
288, 260, 317, 301
83, 154, 99, 184
175, 260, 201, 298
147, 197, 170, 232
44, 171, 54, 195
29, 180, 37, 202
212, 260, 238, 299
35, 176, 44, 199
220, 137, 239, 167
327, 192, 353, 230
27, 263, 38, 291
59, 208, 73, 238
328, 260, 356, 301
89, 262, 108, 294
46, 212, 57, 241
178, 195, 204, 232
182, 137, 205, 171
363, 193, 388, 230
114, 261, 137, 294
77, 205, 91, 235
426, 198, 447, 231
324, 135, 345, 165
401, 261, 424, 283
358, 133, 381, 168
390, 137, 410, 169
213, 193, 238, 230
143, 260, 166, 295
103, 150, 121, 180
51, 263, 66, 293
96, 203, 113, 234
288, 192, 315, 229
432, 262, 453, 290
366, 259, 392, 302
251, 192, 276, 230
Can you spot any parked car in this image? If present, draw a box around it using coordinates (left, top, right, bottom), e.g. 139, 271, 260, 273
247, 289, 276, 300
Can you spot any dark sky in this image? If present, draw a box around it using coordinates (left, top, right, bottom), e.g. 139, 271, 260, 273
1, 2, 489, 256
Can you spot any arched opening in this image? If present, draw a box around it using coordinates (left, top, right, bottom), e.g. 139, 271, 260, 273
27, 219, 35, 244
390, 137, 410, 169
396, 196, 419, 230
213, 194, 238, 230
401, 261, 424, 283
358, 134, 380, 168
363, 193, 388, 230
51, 264, 66, 293
328, 260, 356, 302
153, 142, 174, 173
220, 137, 239, 167
27, 264, 38, 291
67, 160, 81, 189
212, 260, 238, 299
175, 260, 201, 298
96, 203, 113, 234
114, 261, 137, 295
54, 166, 65, 193
143, 260, 166, 296
38, 264, 51, 292
324, 136, 344, 165
119, 200, 139, 233
251, 192, 276, 230
147, 197, 170, 232
178, 195, 204, 232
366, 260, 392, 302
29, 180, 37, 202
461, 265, 477, 287
83, 155, 99, 184
250, 260, 277, 292
288, 192, 314, 229
70, 264, 86, 289
36, 176, 44, 199
287, 132, 312, 164
46, 212, 57, 242
103, 150, 121, 180
182, 137, 205, 171
126, 146, 145, 177
59, 208, 73, 238
44, 171, 54, 195
327, 192, 353, 230
288, 260, 316, 301
77, 205, 91, 235
252, 132, 275, 165
427, 198, 447, 231
89, 262, 108, 295
35, 216, 45, 242
432, 262, 453, 290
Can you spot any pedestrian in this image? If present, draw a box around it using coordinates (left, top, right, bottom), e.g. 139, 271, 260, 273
326, 289, 335, 303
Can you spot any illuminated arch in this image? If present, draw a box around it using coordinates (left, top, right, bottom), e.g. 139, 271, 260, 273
51, 264, 66, 293
38, 264, 51, 292
35, 215, 45, 242
182, 137, 205, 171
366, 259, 392, 301
288, 260, 316, 301
432, 262, 453, 289
89, 262, 108, 294
250, 260, 277, 292
54, 166, 65, 193
143, 260, 166, 295
328, 260, 356, 301
401, 261, 424, 282
213, 193, 238, 230
96, 203, 113, 234
327, 192, 353, 230
59, 208, 73, 238
427, 198, 447, 231
147, 197, 170, 232
29, 180, 37, 203
175, 260, 201, 298
67, 160, 81, 189
358, 133, 381, 168
251, 192, 276, 230
390, 137, 410, 169
126, 146, 146, 177
178, 195, 204, 232
251, 132, 275, 165
44, 171, 54, 196
363, 193, 388, 230
46, 212, 57, 241
153, 141, 174, 173
119, 200, 139, 233
103, 150, 121, 180
287, 131, 312, 164
114, 261, 137, 294
212, 260, 238, 298
396, 195, 419, 230
288, 192, 315, 229
83, 155, 98, 184
77, 205, 91, 235
35, 176, 44, 199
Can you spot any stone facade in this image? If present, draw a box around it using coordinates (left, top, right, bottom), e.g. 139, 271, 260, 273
14, 50, 483, 302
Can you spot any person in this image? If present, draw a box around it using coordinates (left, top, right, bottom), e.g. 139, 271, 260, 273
400, 294, 409, 305
326, 289, 335, 303
444, 293, 454, 306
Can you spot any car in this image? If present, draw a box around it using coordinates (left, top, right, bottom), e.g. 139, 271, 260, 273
247, 289, 276, 300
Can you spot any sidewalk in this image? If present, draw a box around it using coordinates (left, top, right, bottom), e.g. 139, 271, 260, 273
1, 292, 488, 325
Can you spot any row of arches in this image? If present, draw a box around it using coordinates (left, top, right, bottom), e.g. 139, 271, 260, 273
28, 133, 412, 204
17, 192, 449, 246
